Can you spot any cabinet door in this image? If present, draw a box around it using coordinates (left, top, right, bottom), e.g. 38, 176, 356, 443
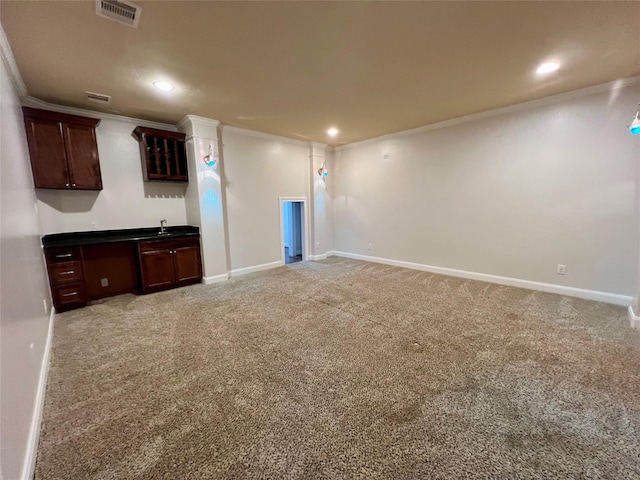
173, 246, 202, 285
64, 124, 102, 190
140, 250, 175, 291
24, 118, 69, 188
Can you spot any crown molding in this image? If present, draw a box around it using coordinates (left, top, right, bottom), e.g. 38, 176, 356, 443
178, 115, 220, 130
0, 23, 28, 99
177, 115, 220, 141
21, 96, 177, 130
336, 76, 640, 151
221, 125, 310, 146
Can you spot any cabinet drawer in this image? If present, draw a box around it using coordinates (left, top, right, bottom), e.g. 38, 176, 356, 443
46, 246, 82, 263
53, 283, 86, 309
139, 237, 199, 252
49, 261, 83, 284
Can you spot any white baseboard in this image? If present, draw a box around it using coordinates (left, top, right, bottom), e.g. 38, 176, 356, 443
331, 251, 632, 307
628, 306, 640, 329
309, 253, 328, 261
230, 260, 283, 277
21, 307, 55, 480
202, 273, 229, 285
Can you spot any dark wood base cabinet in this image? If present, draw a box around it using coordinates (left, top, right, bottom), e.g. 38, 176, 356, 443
45, 246, 88, 311
43, 230, 202, 311
138, 237, 202, 293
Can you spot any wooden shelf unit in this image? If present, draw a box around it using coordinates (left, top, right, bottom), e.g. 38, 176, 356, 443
133, 126, 188, 182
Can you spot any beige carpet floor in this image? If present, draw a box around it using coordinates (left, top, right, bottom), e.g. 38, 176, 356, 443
36, 257, 640, 479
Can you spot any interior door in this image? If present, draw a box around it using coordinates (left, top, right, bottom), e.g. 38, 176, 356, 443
291, 202, 302, 256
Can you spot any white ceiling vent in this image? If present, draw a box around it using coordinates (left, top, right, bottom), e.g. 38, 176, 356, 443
86, 91, 112, 105
95, 0, 142, 28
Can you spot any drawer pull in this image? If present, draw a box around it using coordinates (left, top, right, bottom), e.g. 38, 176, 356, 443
56, 253, 73, 258
61, 292, 78, 297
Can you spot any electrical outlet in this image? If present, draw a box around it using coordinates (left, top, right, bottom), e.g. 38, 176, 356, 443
43, 299, 48, 314
368, 243, 373, 250
557, 264, 566, 275
101, 278, 109, 287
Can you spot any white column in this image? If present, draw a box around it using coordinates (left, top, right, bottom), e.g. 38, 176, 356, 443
309, 142, 329, 259
178, 115, 228, 283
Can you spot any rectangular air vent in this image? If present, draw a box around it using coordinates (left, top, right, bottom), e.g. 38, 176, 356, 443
95, 0, 141, 28
86, 91, 112, 104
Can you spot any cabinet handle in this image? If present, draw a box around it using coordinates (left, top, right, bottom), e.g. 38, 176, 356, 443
65, 183, 70, 187
60, 270, 75, 275
72, 183, 76, 187
61, 292, 78, 297
55, 253, 73, 258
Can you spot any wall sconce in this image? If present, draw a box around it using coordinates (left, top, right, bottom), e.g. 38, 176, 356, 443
630, 105, 640, 135
317, 161, 328, 177
202, 144, 218, 167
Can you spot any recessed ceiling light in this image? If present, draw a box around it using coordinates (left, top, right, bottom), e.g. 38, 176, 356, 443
327, 128, 338, 137
153, 81, 174, 91
536, 62, 560, 76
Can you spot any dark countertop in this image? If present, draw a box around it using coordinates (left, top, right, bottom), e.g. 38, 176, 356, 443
42, 225, 200, 247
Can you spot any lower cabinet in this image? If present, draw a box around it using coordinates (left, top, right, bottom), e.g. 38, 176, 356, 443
138, 237, 202, 293
43, 234, 202, 311
45, 246, 87, 311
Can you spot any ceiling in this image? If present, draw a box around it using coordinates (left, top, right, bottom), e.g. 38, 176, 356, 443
2, 1, 639, 146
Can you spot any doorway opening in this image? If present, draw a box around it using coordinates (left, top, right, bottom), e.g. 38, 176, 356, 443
281, 200, 304, 264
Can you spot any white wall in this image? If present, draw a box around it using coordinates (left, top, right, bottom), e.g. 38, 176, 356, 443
0, 55, 52, 480
334, 84, 640, 298
32, 107, 188, 234
223, 129, 310, 270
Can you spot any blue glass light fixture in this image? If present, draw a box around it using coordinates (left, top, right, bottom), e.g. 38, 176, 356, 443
630, 106, 640, 135
203, 144, 217, 167
318, 161, 328, 178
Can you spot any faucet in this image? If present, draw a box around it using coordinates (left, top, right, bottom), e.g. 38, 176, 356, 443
160, 219, 167, 234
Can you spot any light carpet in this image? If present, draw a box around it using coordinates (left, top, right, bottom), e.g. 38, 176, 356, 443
36, 257, 640, 479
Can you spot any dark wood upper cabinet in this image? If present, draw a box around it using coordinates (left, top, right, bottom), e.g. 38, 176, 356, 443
133, 126, 188, 182
22, 107, 102, 190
